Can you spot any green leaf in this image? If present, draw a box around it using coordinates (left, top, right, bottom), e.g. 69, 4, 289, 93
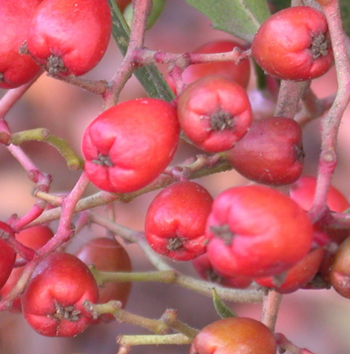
183, 0, 271, 43
268, 0, 290, 12
340, 0, 350, 37
108, 0, 174, 102
212, 288, 237, 319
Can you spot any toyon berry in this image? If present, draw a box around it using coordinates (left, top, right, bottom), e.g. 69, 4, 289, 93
224, 117, 305, 185
190, 317, 277, 354
290, 175, 350, 244
0, 0, 43, 88
251, 6, 333, 81
255, 247, 325, 293
206, 184, 313, 278
177, 76, 252, 152
26, 0, 112, 76
173, 40, 251, 90
21, 252, 99, 337
145, 181, 213, 261
76, 237, 132, 324
82, 98, 180, 194
0, 225, 54, 312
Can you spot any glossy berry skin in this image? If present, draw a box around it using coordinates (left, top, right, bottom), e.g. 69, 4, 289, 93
0, 225, 54, 312
0, 239, 16, 291
290, 176, 349, 212
177, 76, 252, 152
145, 182, 213, 261
82, 98, 180, 194
21, 252, 99, 337
251, 6, 333, 81
192, 253, 252, 289
255, 247, 325, 294
224, 117, 304, 185
26, 0, 111, 76
206, 185, 313, 278
290, 176, 350, 244
183, 40, 251, 89
75, 237, 132, 323
330, 237, 350, 298
0, 0, 42, 88
190, 317, 276, 354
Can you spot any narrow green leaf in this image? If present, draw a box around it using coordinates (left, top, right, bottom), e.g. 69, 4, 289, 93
184, 0, 271, 43
212, 288, 237, 319
108, 0, 174, 102
340, 0, 350, 37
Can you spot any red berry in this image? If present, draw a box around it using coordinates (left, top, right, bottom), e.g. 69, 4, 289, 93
26, 0, 111, 76
21, 252, 99, 337
177, 76, 252, 152
145, 181, 213, 261
190, 317, 276, 354
0, 239, 16, 291
75, 237, 132, 323
255, 247, 325, 293
206, 185, 313, 278
251, 6, 333, 81
0, 225, 54, 312
0, 0, 43, 88
82, 98, 180, 193
192, 253, 252, 289
182, 40, 251, 89
225, 117, 304, 185
290, 176, 350, 212
290, 176, 350, 244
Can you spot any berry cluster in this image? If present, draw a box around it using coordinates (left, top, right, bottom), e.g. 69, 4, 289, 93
0, 1, 349, 354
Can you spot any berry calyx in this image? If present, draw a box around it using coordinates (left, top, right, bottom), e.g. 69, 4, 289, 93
251, 6, 333, 81
177, 76, 252, 152
145, 181, 213, 261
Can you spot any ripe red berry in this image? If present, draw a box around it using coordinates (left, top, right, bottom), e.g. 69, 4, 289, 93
290, 176, 350, 212
21, 252, 99, 337
182, 40, 251, 89
224, 117, 304, 185
82, 98, 180, 194
0, 225, 54, 312
0, 0, 42, 88
290, 176, 350, 244
177, 76, 252, 152
251, 6, 333, 81
26, 0, 111, 76
192, 253, 252, 289
0, 239, 16, 291
145, 181, 213, 261
255, 247, 325, 293
190, 317, 276, 354
206, 185, 313, 278
75, 237, 132, 323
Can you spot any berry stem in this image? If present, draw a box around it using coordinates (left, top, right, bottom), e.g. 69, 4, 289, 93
260, 290, 283, 332
160, 309, 199, 338
10, 128, 84, 171
89, 267, 176, 286
117, 333, 193, 347
309, 0, 350, 223
31, 154, 232, 225
105, 0, 153, 106
274, 80, 309, 118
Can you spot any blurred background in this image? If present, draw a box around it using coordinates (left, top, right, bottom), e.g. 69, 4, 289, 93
0, 1, 350, 353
